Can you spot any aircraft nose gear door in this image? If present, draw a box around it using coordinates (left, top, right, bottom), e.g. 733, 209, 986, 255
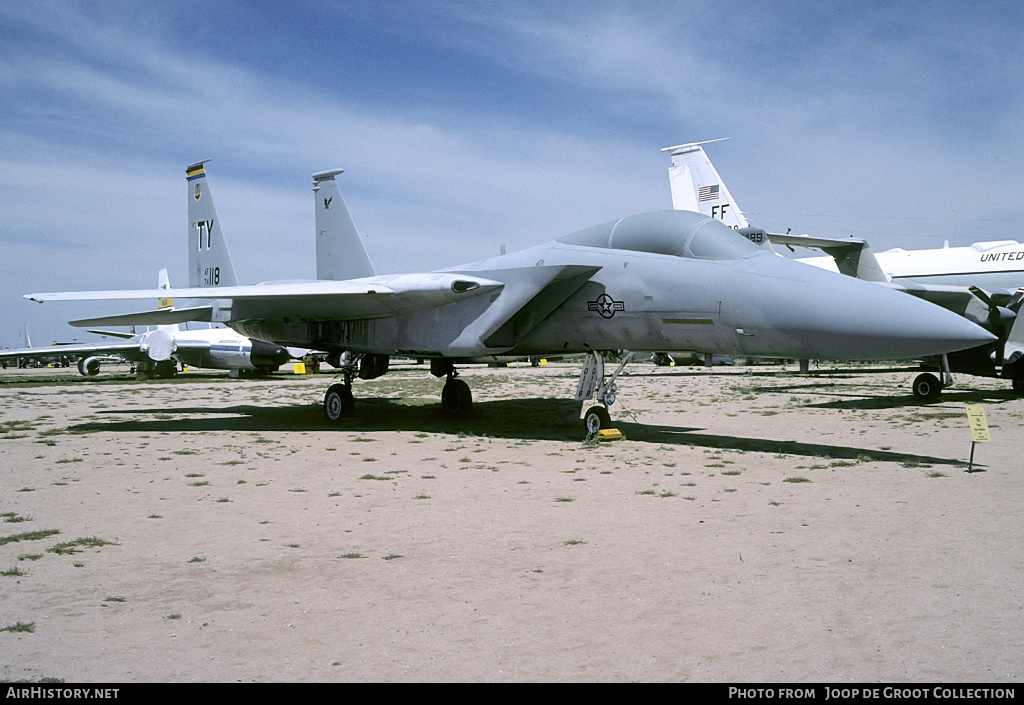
575, 350, 633, 436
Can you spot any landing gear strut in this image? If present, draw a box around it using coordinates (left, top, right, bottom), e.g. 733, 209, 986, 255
323, 352, 360, 422
575, 350, 632, 436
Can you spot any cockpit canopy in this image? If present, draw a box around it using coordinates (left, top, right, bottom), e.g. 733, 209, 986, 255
557, 210, 761, 260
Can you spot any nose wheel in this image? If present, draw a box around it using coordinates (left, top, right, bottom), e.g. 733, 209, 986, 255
912, 372, 942, 401
583, 405, 611, 436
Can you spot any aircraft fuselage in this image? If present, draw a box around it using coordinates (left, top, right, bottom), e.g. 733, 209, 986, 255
230, 211, 994, 364
801, 240, 1024, 293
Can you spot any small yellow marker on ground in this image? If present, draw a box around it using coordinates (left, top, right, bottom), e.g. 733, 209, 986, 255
293, 362, 306, 374
597, 429, 623, 441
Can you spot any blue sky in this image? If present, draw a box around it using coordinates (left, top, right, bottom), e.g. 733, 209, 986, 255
3, 0, 1024, 344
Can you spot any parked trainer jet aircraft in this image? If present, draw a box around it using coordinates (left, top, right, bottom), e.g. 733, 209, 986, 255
662, 139, 1024, 398
4, 269, 291, 377
25, 163, 995, 433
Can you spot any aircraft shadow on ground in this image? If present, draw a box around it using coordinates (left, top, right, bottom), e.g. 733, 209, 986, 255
749, 383, 1021, 410
75, 396, 969, 468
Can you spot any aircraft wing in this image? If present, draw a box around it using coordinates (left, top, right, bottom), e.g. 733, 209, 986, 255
885, 281, 979, 307
0, 341, 145, 363
880, 280, 1020, 330
27, 281, 394, 305
28, 265, 603, 358
765, 232, 890, 283
27, 274, 506, 326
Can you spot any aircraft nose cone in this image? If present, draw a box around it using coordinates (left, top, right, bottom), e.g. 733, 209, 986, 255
728, 256, 997, 360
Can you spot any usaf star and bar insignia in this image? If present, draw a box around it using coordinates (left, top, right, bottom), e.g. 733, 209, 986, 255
588, 293, 625, 319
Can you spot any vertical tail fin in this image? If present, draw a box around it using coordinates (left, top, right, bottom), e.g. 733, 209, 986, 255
156, 268, 180, 333
313, 169, 375, 280
661, 139, 749, 229
157, 268, 173, 310
186, 160, 239, 288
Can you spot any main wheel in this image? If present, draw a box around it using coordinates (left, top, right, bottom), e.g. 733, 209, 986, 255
912, 373, 942, 401
324, 383, 354, 422
583, 406, 611, 436
441, 378, 472, 415
156, 360, 177, 378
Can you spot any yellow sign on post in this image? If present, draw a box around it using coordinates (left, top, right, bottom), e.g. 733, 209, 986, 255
293, 362, 306, 375
965, 406, 990, 472
966, 406, 990, 442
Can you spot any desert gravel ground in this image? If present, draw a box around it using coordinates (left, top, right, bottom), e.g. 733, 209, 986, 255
0, 361, 1021, 683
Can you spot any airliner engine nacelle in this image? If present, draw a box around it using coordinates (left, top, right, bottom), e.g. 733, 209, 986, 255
249, 340, 291, 370
989, 306, 1016, 327
139, 329, 175, 361
77, 356, 101, 376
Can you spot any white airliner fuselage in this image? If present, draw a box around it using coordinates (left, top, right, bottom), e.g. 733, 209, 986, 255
800, 240, 1024, 293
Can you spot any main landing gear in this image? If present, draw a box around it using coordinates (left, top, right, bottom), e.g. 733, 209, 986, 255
321, 350, 632, 436
576, 350, 632, 437
432, 358, 473, 416
440, 375, 472, 415
321, 353, 473, 422
322, 352, 365, 422
324, 382, 355, 422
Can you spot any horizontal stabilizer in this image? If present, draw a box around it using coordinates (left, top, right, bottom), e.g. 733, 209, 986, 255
69, 306, 215, 328
85, 329, 137, 340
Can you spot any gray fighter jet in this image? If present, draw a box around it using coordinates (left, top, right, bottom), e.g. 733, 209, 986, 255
26, 164, 995, 434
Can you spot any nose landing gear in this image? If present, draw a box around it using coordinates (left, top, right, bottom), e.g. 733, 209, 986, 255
576, 350, 632, 437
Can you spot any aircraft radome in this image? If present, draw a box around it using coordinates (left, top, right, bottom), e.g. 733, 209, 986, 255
663, 139, 1024, 399
25, 163, 996, 435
